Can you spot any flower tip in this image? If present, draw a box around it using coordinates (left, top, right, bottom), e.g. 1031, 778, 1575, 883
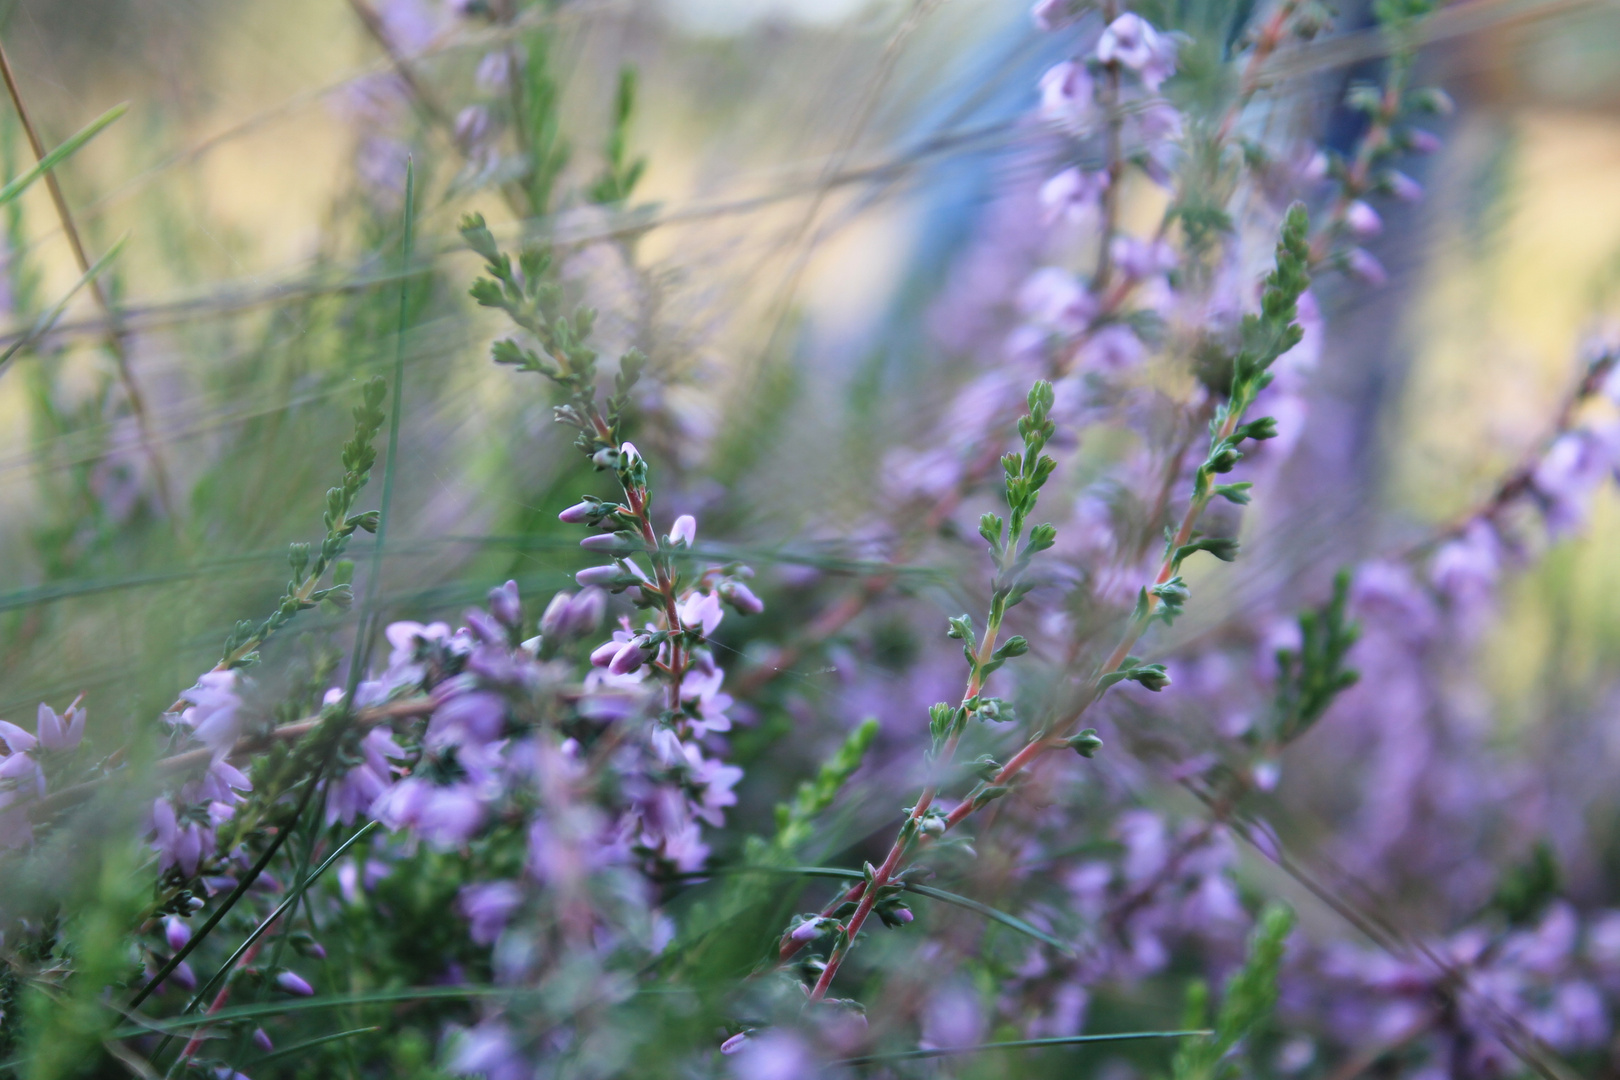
275, 970, 315, 996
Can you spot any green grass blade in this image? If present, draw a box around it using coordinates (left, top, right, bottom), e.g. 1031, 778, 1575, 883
0, 102, 126, 207
114, 986, 532, 1036
250, 1025, 380, 1065
839, 1030, 1213, 1065
0, 231, 127, 372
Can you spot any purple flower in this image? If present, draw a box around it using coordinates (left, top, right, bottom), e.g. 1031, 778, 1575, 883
328, 729, 407, 826
1429, 520, 1500, 609
720, 1031, 751, 1054
677, 592, 724, 638
667, 514, 697, 547
1097, 14, 1178, 89
252, 1028, 274, 1052
175, 671, 244, 759
1039, 168, 1108, 226
275, 970, 314, 996
558, 500, 595, 524
1533, 431, 1612, 536
448, 1022, 528, 1080
576, 564, 623, 587
164, 916, 191, 953
1388, 171, 1424, 201
1345, 200, 1383, 236
0, 720, 35, 755
727, 1030, 814, 1080
609, 638, 651, 676
454, 105, 491, 151
1344, 248, 1387, 286
1075, 324, 1145, 373
35, 702, 85, 752
150, 798, 215, 878
1019, 267, 1095, 335
1031, 0, 1075, 30
372, 779, 487, 849
487, 580, 521, 629
719, 581, 765, 616
1038, 61, 1096, 132
540, 588, 606, 641
458, 880, 525, 945
1110, 236, 1177, 280
428, 687, 506, 748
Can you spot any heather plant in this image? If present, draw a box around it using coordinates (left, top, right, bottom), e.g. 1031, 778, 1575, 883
0, 1, 1619, 1079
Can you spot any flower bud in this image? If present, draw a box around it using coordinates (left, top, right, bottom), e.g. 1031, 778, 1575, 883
275, 970, 315, 996
1408, 128, 1441, 154
667, 514, 697, 547
580, 533, 628, 552
1345, 200, 1382, 237
575, 565, 622, 587
488, 580, 521, 628
558, 501, 594, 524
540, 592, 574, 639
565, 588, 606, 637
589, 639, 622, 667
1345, 248, 1387, 286
1388, 171, 1423, 202
164, 916, 191, 953
252, 1028, 274, 1052
720, 1032, 751, 1055
609, 639, 648, 675
790, 919, 823, 942
719, 581, 765, 615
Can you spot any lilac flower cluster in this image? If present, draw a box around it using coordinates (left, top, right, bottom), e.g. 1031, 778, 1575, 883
0, 701, 85, 849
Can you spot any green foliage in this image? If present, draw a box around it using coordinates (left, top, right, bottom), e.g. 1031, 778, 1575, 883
771, 718, 880, 853
1171, 903, 1294, 1080
460, 213, 646, 459
1271, 569, 1360, 744
1492, 842, 1562, 926
587, 67, 648, 206
220, 377, 388, 666
515, 27, 570, 217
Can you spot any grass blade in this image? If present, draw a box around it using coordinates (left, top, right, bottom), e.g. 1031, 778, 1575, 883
251, 1025, 380, 1065
838, 1030, 1213, 1065
0, 102, 127, 207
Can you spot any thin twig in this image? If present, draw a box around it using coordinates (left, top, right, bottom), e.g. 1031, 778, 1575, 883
0, 37, 177, 520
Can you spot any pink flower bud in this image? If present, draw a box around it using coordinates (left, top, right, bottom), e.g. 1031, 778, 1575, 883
1302, 150, 1330, 182
1408, 128, 1441, 154
580, 533, 625, 552
540, 592, 574, 638
164, 916, 191, 953
558, 501, 594, 524
276, 970, 315, 996
667, 514, 697, 547
720, 582, 764, 615
609, 639, 648, 675
891, 907, 914, 923
790, 919, 822, 942
1345, 200, 1382, 237
252, 1028, 274, 1052
720, 1032, 751, 1055
589, 639, 621, 667
575, 565, 621, 587
1345, 248, 1387, 286
1388, 171, 1423, 202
